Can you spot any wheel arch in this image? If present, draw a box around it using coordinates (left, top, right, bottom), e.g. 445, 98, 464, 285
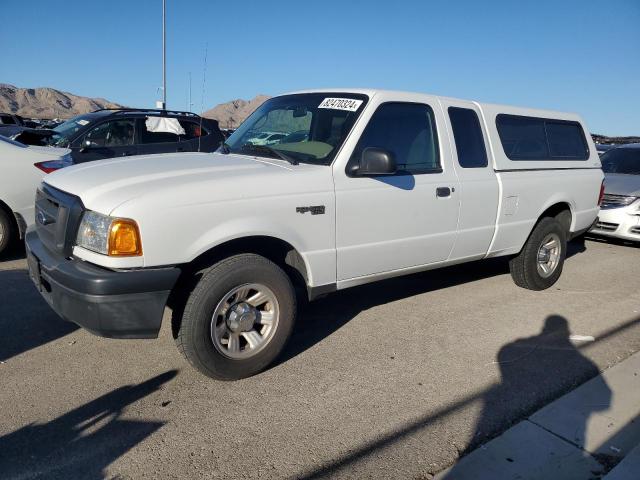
167, 235, 311, 339
507, 201, 573, 258
537, 201, 573, 234
189, 235, 309, 283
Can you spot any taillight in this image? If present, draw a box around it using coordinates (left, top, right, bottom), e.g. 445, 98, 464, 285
34, 156, 73, 174
598, 180, 605, 206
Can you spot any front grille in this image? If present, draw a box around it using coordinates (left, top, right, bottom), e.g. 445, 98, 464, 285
600, 194, 635, 209
34, 184, 84, 256
594, 221, 619, 232
630, 226, 640, 235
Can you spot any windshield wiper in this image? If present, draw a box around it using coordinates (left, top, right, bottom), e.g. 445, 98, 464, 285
240, 144, 298, 165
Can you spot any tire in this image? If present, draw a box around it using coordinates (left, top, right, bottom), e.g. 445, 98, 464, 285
509, 216, 567, 291
0, 208, 13, 257
175, 254, 296, 380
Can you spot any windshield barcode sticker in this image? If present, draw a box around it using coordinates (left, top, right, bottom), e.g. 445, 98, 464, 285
318, 98, 363, 112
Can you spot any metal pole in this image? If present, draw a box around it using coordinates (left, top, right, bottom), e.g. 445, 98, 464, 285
188, 72, 192, 112
162, 0, 166, 109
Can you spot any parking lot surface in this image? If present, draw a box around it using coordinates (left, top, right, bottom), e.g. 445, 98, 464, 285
1, 238, 639, 479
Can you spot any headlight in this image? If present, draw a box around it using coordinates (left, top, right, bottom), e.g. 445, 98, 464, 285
76, 210, 142, 256
619, 196, 639, 206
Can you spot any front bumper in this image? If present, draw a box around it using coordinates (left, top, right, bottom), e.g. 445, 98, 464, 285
590, 206, 640, 242
25, 230, 181, 339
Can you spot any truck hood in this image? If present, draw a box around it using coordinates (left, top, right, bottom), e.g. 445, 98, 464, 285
604, 173, 640, 197
44, 152, 330, 214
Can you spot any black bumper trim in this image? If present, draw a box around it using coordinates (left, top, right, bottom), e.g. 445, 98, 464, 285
26, 230, 181, 339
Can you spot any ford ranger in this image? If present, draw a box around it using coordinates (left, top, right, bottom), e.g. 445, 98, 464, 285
26, 89, 604, 380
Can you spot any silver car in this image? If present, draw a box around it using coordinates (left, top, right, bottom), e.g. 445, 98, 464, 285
590, 143, 640, 242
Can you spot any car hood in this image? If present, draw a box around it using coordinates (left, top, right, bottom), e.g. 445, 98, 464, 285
604, 173, 640, 197
44, 151, 330, 214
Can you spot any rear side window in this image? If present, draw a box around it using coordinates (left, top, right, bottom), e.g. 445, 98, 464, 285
351, 102, 440, 174
448, 107, 488, 168
496, 114, 589, 161
179, 120, 209, 140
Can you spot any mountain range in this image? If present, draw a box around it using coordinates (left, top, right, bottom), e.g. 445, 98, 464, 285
1, 85, 636, 142
0, 84, 268, 128
0, 84, 123, 119
202, 95, 270, 129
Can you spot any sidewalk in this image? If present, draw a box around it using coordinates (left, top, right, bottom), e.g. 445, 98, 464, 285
435, 351, 640, 479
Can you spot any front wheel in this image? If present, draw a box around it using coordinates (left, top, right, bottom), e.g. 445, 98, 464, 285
175, 254, 296, 380
509, 216, 567, 290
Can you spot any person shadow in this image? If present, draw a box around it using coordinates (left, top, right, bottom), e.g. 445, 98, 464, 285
445, 315, 612, 478
0, 370, 177, 480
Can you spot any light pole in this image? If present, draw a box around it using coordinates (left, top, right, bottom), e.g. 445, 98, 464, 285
161, 0, 166, 109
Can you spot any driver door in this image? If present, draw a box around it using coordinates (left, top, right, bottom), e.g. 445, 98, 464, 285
334, 100, 460, 282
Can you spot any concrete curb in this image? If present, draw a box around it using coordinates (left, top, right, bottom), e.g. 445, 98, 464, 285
436, 351, 640, 479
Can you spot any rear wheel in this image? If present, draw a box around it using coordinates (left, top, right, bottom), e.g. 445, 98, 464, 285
509, 216, 567, 290
175, 254, 296, 380
0, 209, 14, 257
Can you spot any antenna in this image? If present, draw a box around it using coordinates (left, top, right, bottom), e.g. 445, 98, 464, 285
198, 43, 208, 152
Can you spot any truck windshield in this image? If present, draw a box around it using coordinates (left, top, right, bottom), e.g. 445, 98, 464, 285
601, 148, 640, 175
222, 93, 368, 165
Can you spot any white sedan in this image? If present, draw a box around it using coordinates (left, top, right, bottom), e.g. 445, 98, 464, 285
0, 135, 72, 255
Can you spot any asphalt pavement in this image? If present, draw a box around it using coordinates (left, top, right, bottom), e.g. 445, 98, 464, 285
0, 237, 639, 479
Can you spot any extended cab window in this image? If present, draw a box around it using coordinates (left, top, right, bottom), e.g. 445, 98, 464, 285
496, 114, 589, 161
351, 103, 440, 174
84, 120, 135, 147
448, 107, 488, 168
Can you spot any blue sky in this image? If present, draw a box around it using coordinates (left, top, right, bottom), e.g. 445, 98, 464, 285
2, 0, 639, 135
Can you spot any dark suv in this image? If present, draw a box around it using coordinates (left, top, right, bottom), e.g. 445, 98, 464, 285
14, 108, 224, 163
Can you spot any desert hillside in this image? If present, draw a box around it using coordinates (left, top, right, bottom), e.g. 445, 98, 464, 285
0, 84, 123, 119
202, 95, 270, 129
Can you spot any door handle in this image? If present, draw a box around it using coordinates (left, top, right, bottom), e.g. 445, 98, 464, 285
436, 187, 452, 198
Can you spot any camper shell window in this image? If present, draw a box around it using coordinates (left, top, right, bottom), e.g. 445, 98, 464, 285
496, 114, 589, 161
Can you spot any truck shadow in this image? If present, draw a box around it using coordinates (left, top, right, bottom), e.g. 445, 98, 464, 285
0, 370, 178, 480
585, 234, 640, 249
0, 242, 26, 261
280, 239, 587, 365
0, 268, 78, 362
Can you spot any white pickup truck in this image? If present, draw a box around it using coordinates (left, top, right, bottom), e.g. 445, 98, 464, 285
26, 89, 603, 380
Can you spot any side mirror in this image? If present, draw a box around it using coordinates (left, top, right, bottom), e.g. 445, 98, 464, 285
355, 147, 396, 176
79, 139, 93, 153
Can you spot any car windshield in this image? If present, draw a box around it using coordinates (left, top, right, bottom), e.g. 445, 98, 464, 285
601, 148, 640, 175
48, 115, 93, 147
222, 93, 368, 165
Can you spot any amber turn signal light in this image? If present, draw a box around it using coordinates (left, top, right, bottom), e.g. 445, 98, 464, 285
108, 219, 142, 256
